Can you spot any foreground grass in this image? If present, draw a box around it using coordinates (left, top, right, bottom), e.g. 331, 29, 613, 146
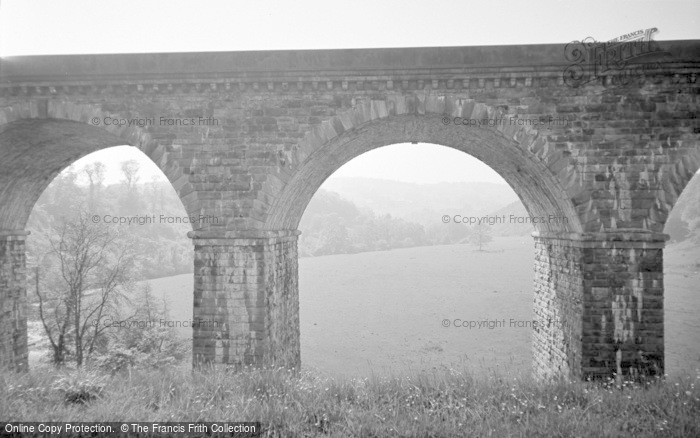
1, 365, 699, 437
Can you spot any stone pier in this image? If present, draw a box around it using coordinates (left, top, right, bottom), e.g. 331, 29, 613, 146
534, 232, 666, 380
0, 231, 29, 372
190, 231, 300, 370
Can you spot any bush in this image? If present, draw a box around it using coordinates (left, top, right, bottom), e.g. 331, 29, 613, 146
91, 348, 137, 375
92, 327, 191, 374
51, 369, 108, 405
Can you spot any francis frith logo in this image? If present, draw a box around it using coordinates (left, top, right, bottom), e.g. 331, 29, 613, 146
563, 27, 670, 87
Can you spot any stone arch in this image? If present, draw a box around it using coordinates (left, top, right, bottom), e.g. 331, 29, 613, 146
0, 102, 192, 231
266, 98, 583, 234
0, 102, 197, 372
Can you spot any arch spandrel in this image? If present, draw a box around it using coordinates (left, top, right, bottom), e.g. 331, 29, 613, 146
265, 103, 583, 235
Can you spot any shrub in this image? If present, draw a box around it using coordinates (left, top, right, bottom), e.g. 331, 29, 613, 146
91, 347, 136, 375
51, 369, 108, 405
92, 327, 190, 374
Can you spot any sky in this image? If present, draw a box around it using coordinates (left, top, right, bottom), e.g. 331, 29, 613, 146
2, 0, 699, 185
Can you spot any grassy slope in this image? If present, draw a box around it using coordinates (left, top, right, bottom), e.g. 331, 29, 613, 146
136, 236, 700, 379
2, 366, 698, 436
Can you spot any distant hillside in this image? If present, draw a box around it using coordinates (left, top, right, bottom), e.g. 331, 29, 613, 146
315, 174, 700, 244
298, 189, 428, 257
320, 178, 519, 226
488, 201, 535, 236
298, 187, 538, 257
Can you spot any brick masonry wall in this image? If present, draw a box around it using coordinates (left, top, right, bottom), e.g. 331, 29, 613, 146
533, 233, 585, 380
191, 232, 299, 370
0, 233, 28, 372
534, 231, 666, 380
581, 234, 665, 379
263, 235, 300, 368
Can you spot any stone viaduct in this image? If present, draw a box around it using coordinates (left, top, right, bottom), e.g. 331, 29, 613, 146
1, 40, 699, 380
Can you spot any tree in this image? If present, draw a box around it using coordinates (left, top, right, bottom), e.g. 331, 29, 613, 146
34, 265, 71, 365
82, 162, 106, 212
468, 222, 493, 251
119, 159, 142, 214
148, 175, 165, 210
43, 166, 82, 217
35, 212, 135, 367
120, 160, 140, 191
316, 214, 350, 255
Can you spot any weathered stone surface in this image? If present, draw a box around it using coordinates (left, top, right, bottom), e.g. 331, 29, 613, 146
533, 231, 667, 380
1, 42, 699, 379
190, 231, 300, 369
0, 232, 28, 372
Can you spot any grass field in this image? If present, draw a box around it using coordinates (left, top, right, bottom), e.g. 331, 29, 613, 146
128, 236, 700, 379
3, 365, 699, 436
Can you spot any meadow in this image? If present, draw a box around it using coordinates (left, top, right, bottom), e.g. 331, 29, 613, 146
119, 236, 699, 379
